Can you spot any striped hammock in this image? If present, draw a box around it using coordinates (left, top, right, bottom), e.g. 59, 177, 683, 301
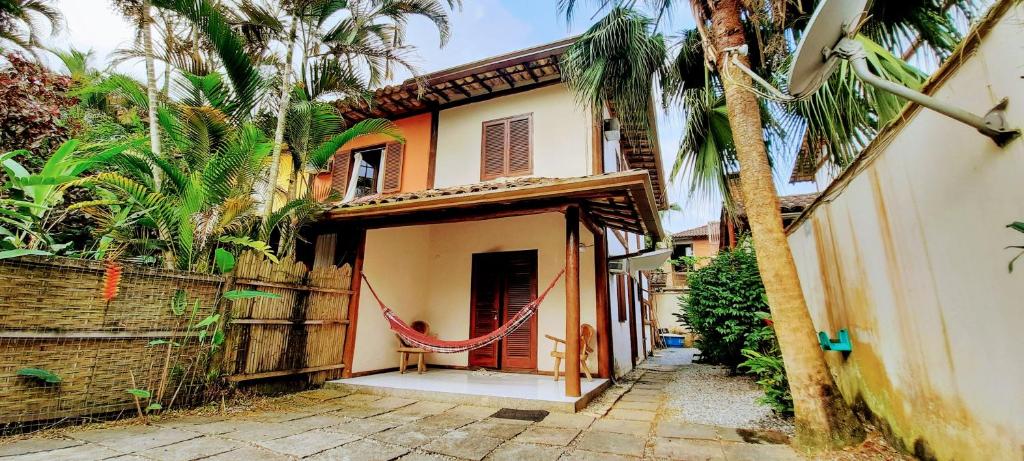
360, 268, 565, 353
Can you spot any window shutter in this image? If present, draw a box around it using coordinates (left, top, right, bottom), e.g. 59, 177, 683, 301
381, 142, 404, 193
330, 150, 351, 194
501, 252, 538, 370
507, 115, 532, 175
481, 121, 507, 180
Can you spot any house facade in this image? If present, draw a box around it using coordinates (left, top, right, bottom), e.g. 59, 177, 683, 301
650, 223, 720, 338
299, 39, 668, 396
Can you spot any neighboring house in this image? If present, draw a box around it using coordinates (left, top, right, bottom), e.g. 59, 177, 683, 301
719, 192, 819, 248
296, 38, 668, 396
649, 222, 720, 342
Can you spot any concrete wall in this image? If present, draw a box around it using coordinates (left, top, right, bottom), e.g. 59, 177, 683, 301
352, 213, 601, 375
434, 84, 593, 188
786, 5, 1024, 459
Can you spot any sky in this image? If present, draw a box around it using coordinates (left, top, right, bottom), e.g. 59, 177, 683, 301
44, 0, 814, 234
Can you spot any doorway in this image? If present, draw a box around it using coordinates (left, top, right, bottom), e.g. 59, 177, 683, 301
468, 250, 538, 370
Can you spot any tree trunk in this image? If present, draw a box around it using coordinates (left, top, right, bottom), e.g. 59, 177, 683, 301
262, 16, 299, 219
708, 0, 863, 450
142, 0, 162, 192
161, 13, 173, 97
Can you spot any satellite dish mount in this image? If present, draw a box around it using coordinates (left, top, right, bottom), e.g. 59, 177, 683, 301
828, 35, 1018, 146
779, 0, 1020, 147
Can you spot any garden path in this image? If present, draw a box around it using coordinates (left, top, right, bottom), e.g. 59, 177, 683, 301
0, 351, 801, 460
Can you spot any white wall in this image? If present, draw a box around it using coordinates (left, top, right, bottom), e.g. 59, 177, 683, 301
352, 225, 432, 373
434, 84, 593, 188
352, 213, 601, 375
787, 5, 1024, 460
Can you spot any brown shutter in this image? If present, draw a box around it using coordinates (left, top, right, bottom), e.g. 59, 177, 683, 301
501, 251, 538, 370
616, 274, 628, 322
381, 142, 404, 193
330, 150, 352, 194
507, 115, 532, 175
481, 120, 507, 180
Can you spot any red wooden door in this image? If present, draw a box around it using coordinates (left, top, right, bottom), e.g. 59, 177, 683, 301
500, 251, 538, 370
469, 254, 501, 368
468, 251, 538, 370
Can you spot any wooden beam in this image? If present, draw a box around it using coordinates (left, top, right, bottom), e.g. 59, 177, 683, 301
627, 273, 639, 366
341, 228, 367, 378
0, 330, 200, 340
594, 231, 613, 379
427, 109, 439, 189
592, 105, 604, 175
358, 204, 569, 230
565, 205, 582, 397
449, 81, 472, 98
495, 68, 516, 88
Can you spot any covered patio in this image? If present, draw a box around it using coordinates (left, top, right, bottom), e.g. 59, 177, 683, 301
310, 170, 664, 401
328, 368, 610, 412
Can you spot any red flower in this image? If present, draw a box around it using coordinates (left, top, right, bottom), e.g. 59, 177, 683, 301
763, 318, 774, 326
103, 260, 122, 302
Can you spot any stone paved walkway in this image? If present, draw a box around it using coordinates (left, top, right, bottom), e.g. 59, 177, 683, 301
0, 354, 802, 460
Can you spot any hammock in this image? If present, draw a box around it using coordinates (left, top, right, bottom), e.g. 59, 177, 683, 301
361, 268, 565, 353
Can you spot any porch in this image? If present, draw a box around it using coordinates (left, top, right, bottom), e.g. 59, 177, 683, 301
311, 171, 665, 399
326, 369, 610, 412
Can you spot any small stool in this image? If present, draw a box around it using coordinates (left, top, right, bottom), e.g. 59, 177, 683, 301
396, 320, 430, 374
397, 347, 426, 374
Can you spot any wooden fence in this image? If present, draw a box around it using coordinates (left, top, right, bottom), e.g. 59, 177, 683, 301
0, 256, 222, 429
222, 252, 352, 384
0, 252, 354, 432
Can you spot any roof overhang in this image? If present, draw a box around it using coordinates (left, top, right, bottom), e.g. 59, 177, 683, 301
335, 38, 575, 123
320, 171, 665, 241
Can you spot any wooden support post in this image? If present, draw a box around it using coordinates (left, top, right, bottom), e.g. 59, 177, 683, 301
341, 228, 367, 378
594, 229, 613, 379
565, 205, 582, 397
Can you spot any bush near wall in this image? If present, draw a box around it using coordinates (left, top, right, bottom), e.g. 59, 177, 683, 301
677, 239, 793, 414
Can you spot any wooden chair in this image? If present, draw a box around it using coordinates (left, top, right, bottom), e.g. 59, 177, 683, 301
546, 324, 596, 382
397, 320, 430, 374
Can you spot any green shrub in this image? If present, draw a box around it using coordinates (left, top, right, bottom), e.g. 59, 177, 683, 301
676, 238, 793, 415
676, 239, 774, 370
740, 348, 794, 415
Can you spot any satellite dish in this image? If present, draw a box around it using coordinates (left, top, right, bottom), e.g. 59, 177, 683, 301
787, 0, 868, 98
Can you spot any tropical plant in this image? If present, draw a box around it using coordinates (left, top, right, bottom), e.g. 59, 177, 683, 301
269, 105, 402, 255
678, 239, 773, 370
0, 53, 76, 165
559, 0, 984, 447
1, 140, 136, 254
112, 0, 166, 191
0, 0, 62, 57
1007, 221, 1024, 272
740, 346, 793, 415
67, 108, 275, 271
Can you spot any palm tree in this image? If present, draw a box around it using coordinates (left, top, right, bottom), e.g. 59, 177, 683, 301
559, 0, 982, 449
0, 0, 62, 58
111, 0, 166, 192
231, 0, 458, 219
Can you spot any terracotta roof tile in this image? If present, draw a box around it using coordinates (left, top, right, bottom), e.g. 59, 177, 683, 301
672, 222, 719, 239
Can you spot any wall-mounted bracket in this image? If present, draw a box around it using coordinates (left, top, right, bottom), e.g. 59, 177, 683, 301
832, 37, 1021, 147
818, 329, 852, 352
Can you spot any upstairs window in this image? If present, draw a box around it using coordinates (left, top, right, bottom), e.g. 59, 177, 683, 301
354, 147, 383, 198
481, 113, 532, 180
329, 142, 404, 200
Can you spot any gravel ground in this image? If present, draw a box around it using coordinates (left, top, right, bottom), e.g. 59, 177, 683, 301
659, 348, 795, 436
